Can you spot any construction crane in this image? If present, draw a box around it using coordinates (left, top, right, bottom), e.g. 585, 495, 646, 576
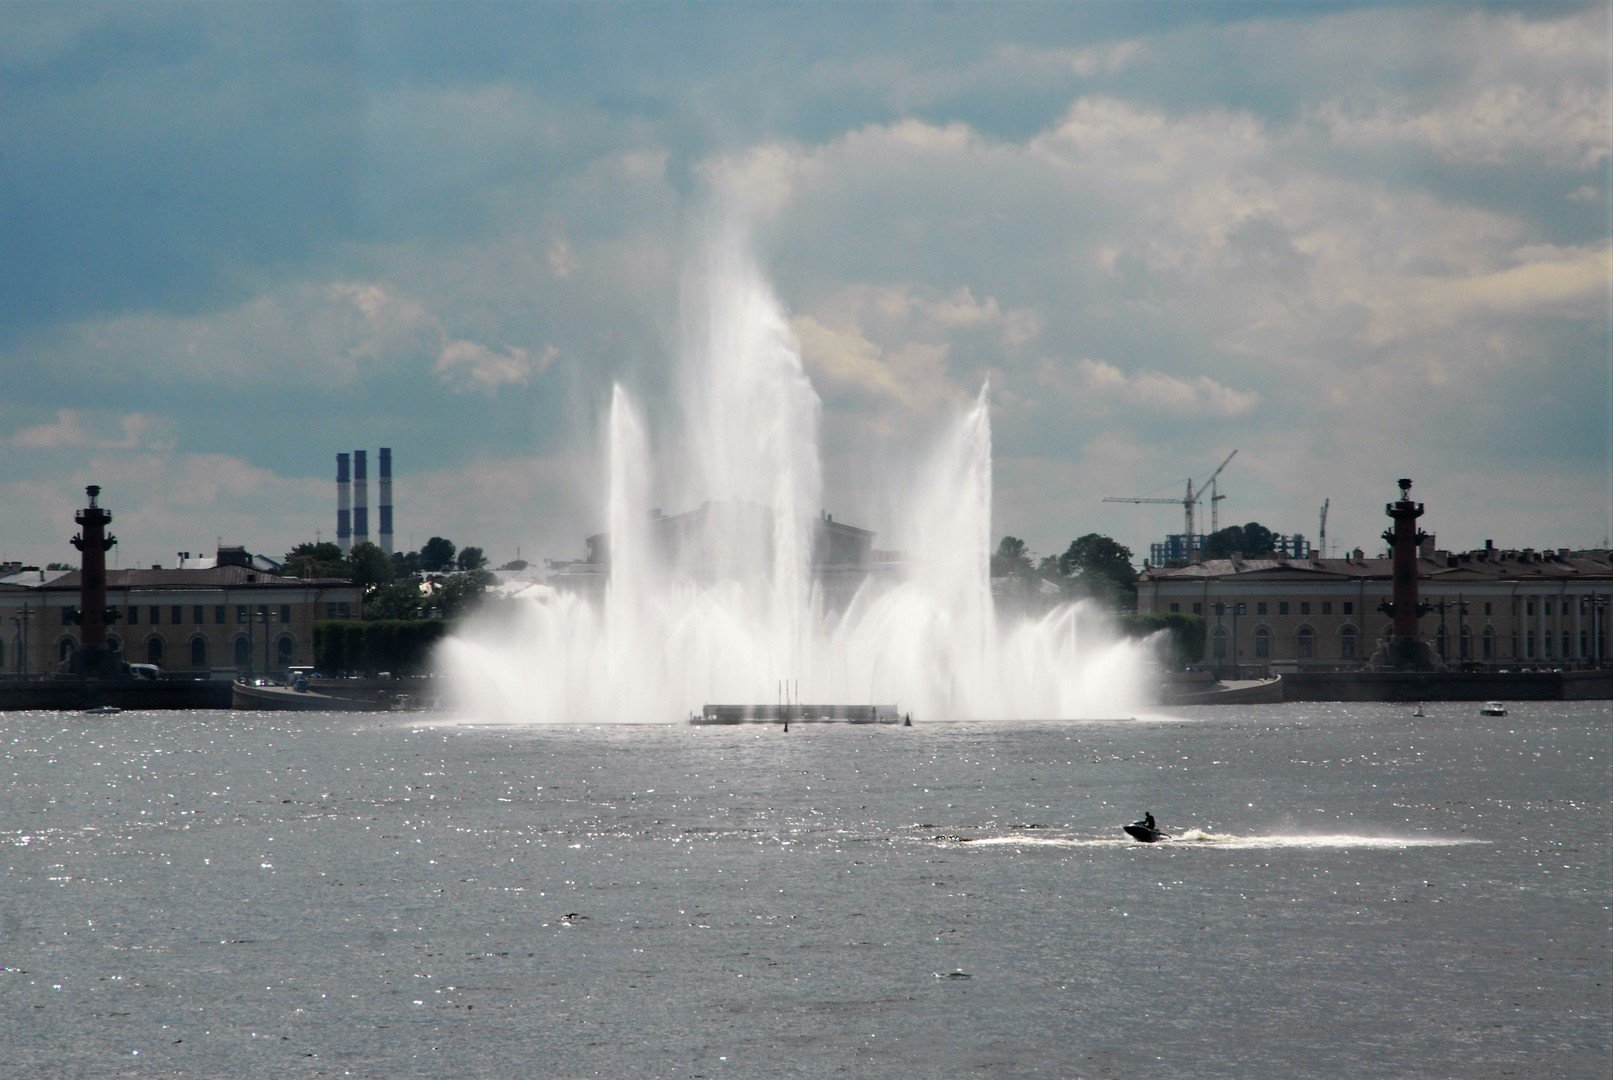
1203, 450, 1238, 534
1104, 450, 1237, 563
1318, 498, 1329, 560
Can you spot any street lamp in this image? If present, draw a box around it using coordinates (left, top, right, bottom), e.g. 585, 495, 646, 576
258, 606, 273, 680
1230, 602, 1245, 680
11, 604, 32, 677
1212, 601, 1226, 681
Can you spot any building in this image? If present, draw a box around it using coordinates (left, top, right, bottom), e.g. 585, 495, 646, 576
1, 563, 360, 678
1138, 541, 1613, 674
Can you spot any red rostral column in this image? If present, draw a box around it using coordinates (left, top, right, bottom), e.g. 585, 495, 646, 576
71, 485, 117, 649
1379, 477, 1430, 642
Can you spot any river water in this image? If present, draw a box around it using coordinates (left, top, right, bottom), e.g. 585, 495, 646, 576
2, 701, 1607, 1077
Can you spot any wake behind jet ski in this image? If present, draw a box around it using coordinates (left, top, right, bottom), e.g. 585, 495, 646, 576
1122, 812, 1168, 843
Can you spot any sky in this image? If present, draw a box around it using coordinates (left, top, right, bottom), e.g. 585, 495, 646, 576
2, 0, 1609, 573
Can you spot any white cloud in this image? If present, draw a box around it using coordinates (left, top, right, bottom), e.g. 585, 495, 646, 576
434, 340, 554, 391
1045, 358, 1260, 418
5, 409, 175, 451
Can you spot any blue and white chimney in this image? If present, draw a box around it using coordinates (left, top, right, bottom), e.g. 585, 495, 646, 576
336, 452, 352, 553
353, 450, 369, 547
379, 447, 394, 556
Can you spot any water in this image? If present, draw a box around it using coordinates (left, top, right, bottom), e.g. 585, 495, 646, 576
2, 702, 1607, 1077
440, 232, 1152, 724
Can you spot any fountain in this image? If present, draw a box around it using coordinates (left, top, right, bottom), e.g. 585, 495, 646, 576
439, 230, 1155, 722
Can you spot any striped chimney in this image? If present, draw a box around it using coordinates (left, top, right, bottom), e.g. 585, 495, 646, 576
353, 450, 369, 546
379, 447, 394, 556
336, 453, 352, 553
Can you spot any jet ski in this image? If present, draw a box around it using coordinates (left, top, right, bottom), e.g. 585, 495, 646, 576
1122, 818, 1168, 843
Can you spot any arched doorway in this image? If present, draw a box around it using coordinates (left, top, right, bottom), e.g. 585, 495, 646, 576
190, 636, 208, 670
276, 635, 295, 667
233, 635, 251, 667
146, 637, 164, 665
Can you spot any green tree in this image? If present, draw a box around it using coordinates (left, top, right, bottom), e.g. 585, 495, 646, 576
456, 546, 488, 572
364, 579, 424, 621
283, 541, 350, 579
498, 559, 529, 571
990, 536, 1035, 579
347, 541, 393, 589
1056, 533, 1139, 610
1202, 522, 1280, 558
390, 549, 422, 579
438, 569, 495, 618
420, 536, 457, 573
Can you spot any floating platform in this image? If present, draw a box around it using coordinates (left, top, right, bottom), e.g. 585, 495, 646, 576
693, 704, 903, 725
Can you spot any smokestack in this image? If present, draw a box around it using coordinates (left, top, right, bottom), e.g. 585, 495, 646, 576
336, 453, 352, 553
379, 447, 394, 556
353, 450, 369, 547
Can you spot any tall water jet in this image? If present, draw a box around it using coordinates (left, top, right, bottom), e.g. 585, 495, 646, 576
440, 231, 1155, 722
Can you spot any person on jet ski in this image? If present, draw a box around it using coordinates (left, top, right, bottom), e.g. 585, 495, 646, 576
1144, 812, 1156, 831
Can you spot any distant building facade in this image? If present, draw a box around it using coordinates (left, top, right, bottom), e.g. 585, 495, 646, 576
1, 564, 360, 678
1138, 542, 1613, 673
1149, 532, 1311, 566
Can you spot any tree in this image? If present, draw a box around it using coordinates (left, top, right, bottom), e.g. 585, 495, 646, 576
438, 569, 495, 618
456, 546, 488, 572
1056, 533, 1139, 610
283, 541, 350, 579
1202, 522, 1280, 559
420, 536, 457, 573
364, 579, 424, 621
347, 541, 393, 589
390, 549, 422, 579
498, 559, 530, 571
991, 536, 1035, 579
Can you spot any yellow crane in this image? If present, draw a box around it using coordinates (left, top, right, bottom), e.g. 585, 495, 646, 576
1103, 450, 1237, 563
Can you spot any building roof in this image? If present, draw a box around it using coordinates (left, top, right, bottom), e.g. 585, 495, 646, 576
27, 566, 355, 591
1142, 548, 1613, 584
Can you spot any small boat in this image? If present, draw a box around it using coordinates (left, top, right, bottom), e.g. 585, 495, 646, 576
1480, 701, 1508, 717
83, 704, 122, 716
1412, 704, 1426, 717
1122, 818, 1168, 843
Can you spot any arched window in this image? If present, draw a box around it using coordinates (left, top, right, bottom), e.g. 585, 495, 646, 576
1561, 632, 1571, 660
276, 635, 294, 667
59, 637, 75, 662
233, 635, 251, 666
1212, 627, 1228, 660
146, 637, 164, 665
1339, 625, 1357, 660
1296, 625, 1314, 659
1525, 631, 1535, 659
1483, 627, 1496, 661
190, 636, 208, 670
1254, 626, 1271, 659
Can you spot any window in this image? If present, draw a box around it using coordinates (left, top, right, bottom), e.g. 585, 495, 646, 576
1340, 626, 1357, 660
276, 636, 294, 666
62, 607, 74, 625
127, 605, 138, 624
1343, 602, 1354, 615
215, 605, 226, 625
237, 605, 248, 624
280, 604, 291, 624
1526, 631, 1535, 658
193, 605, 204, 624
172, 605, 184, 625
1254, 627, 1271, 658
326, 603, 339, 619
1296, 626, 1314, 658
150, 606, 161, 625
191, 637, 207, 668
147, 637, 163, 665
1484, 602, 1492, 616
1192, 602, 1202, 615
1483, 627, 1495, 661
234, 636, 251, 666
1278, 602, 1289, 616
1169, 602, 1180, 613
1212, 627, 1228, 659
1300, 602, 1311, 615
1257, 602, 1268, 616
1321, 601, 1332, 615
1544, 600, 1553, 617
338, 603, 351, 619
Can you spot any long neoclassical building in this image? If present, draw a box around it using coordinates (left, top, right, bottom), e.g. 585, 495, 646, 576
1, 562, 360, 678
1137, 541, 1613, 674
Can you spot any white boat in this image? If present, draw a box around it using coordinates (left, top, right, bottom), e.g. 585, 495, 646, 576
1480, 701, 1508, 716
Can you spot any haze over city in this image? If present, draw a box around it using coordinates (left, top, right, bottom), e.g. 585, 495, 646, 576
2, 1, 1608, 570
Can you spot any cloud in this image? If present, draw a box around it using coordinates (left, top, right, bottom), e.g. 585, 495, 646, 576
6, 409, 175, 451
1044, 359, 1261, 418
434, 340, 555, 391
